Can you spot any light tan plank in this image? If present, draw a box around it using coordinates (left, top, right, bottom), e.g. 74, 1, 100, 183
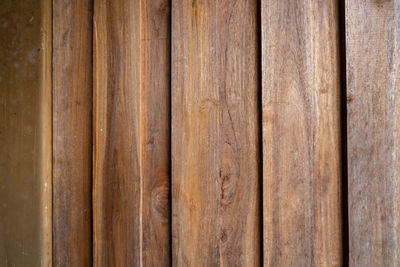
262, 1, 342, 266
172, 0, 260, 265
346, 0, 400, 265
0, 0, 52, 265
52, 0, 93, 265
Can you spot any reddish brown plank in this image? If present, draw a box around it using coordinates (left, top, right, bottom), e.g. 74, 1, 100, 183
52, 0, 93, 265
172, 0, 261, 265
93, 0, 170, 265
93, 2, 141, 264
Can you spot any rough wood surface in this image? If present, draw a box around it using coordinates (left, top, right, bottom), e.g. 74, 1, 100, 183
262, 1, 342, 266
172, 0, 260, 266
346, 0, 400, 265
140, 0, 171, 265
93, 1, 141, 264
93, 0, 170, 265
0, 0, 52, 266
52, 0, 93, 266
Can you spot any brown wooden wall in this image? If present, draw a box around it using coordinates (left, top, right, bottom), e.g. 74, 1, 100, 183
2, 0, 400, 266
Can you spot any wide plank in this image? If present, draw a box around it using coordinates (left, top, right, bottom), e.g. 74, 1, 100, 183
262, 1, 342, 265
52, 0, 93, 265
346, 0, 400, 265
172, 0, 260, 266
0, 0, 52, 265
93, 0, 170, 265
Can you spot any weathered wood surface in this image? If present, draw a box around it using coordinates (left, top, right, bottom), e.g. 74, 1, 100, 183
172, 0, 260, 266
93, 0, 170, 265
140, 0, 171, 265
0, 0, 52, 266
262, 1, 342, 266
93, 1, 141, 264
346, 0, 400, 265
52, 0, 93, 266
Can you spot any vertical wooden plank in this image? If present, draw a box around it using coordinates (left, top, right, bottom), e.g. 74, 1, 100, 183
93, 0, 170, 265
52, 0, 92, 266
262, 1, 342, 266
0, 0, 52, 266
94, 1, 141, 265
141, 1, 171, 265
346, 1, 400, 265
172, 0, 260, 266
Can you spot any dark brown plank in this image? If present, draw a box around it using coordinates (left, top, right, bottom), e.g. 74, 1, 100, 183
52, 0, 93, 265
172, 0, 260, 265
93, 0, 170, 265
0, 0, 52, 265
346, 0, 400, 265
261, 1, 342, 265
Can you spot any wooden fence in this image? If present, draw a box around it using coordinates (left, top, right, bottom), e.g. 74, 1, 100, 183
0, 0, 399, 266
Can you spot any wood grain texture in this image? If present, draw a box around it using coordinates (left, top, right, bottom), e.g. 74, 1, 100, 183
172, 0, 260, 266
262, 1, 342, 266
346, 0, 400, 265
94, 1, 141, 264
93, 0, 170, 265
0, 0, 52, 266
140, 0, 171, 265
52, 0, 93, 266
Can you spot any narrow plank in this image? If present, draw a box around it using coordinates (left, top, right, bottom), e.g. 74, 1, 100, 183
172, 0, 260, 266
262, 1, 342, 266
140, 0, 171, 265
0, 0, 52, 265
346, 1, 400, 265
93, 1, 141, 264
52, 0, 93, 265
93, 0, 170, 265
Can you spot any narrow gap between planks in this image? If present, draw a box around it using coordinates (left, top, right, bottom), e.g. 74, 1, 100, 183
338, 0, 349, 265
